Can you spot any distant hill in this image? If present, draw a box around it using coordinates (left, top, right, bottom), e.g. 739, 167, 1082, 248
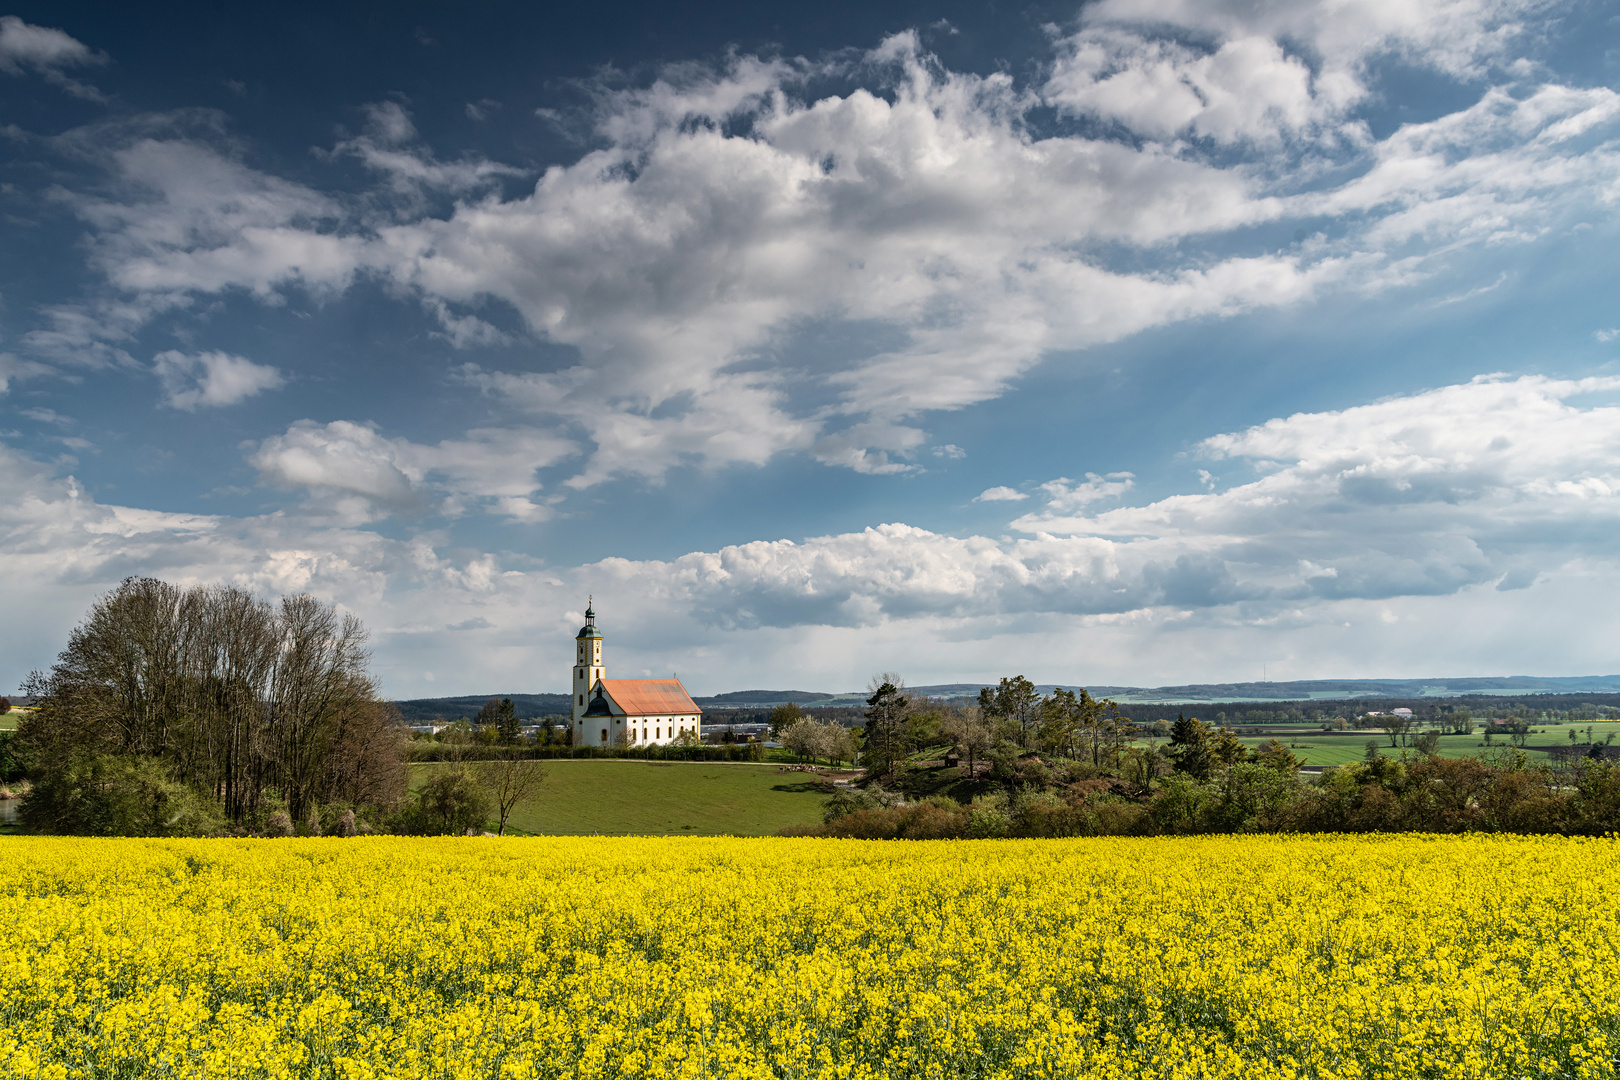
1095, 676, 1620, 703
391, 676, 1620, 724
694, 690, 835, 706
392, 694, 571, 726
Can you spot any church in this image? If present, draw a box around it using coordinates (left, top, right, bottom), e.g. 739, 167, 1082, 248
571, 600, 703, 747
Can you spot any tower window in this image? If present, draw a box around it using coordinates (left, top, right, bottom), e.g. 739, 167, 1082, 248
578, 694, 583, 706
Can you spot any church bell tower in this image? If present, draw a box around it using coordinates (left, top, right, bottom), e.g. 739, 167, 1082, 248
572, 598, 604, 725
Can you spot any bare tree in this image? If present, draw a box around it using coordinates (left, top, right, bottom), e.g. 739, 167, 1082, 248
475, 758, 547, 835
267, 595, 377, 824
940, 703, 993, 777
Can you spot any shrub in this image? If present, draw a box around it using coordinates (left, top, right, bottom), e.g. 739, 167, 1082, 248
18, 754, 227, 837
392, 767, 492, 836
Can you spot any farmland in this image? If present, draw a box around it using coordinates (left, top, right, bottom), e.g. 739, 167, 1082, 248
1, 835, 1616, 1079
1219, 720, 1620, 767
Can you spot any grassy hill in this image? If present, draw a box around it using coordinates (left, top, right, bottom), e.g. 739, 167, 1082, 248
410, 759, 833, 836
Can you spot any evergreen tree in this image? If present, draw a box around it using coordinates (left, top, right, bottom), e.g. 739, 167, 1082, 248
862, 674, 910, 778
1168, 714, 1213, 782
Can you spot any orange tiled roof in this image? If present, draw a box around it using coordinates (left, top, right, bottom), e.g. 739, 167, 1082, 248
599, 678, 702, 716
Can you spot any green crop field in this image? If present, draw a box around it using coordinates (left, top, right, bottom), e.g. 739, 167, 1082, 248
1228, 722, 1620, 767
1121, 719, 1620, 769
409, 759, 832, 836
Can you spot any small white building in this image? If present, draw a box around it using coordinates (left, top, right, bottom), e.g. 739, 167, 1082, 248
570, 601, 702, 747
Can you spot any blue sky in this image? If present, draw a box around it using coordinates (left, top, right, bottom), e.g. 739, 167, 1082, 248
4, 0, 1620, 697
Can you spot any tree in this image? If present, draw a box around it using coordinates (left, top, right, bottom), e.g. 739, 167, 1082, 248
398, 766, 491, 835
1385, 714, 1412, 747
1255, 738, 1301, 773
17, 577, 404, 835
1037, 689, 1083, 758
477, 697, 520, 744
768, 702, 804, 738
782, 717, 824, 762
497, 699, 519, 743
862, 674, 910, 778
941, 704, 993, 776
978, 676, 1041, 745
475, 758, 546, 836
825, 724, 859, 766
1168, 715, 1213, 782
1210, 726, 1249, 769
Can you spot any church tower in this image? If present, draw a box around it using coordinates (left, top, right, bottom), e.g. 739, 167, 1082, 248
565, 599, 703, 747
572, 598, 604, 725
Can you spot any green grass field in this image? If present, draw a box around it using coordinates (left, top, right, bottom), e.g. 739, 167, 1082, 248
0, 709, 25, 732
1227, 721, 1620, 767
410, 759, 833, 836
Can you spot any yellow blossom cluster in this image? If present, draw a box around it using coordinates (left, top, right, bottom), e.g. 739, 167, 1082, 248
0, 835, 1615, 1079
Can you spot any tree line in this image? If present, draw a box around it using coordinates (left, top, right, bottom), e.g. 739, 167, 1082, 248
782, 673, 1620, 839
16, 578, 406, 835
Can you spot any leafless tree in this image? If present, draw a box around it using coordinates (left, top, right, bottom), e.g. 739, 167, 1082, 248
475, 758, 547, 835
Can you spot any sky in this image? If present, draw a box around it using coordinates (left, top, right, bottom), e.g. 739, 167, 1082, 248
3, 0, 1620, 698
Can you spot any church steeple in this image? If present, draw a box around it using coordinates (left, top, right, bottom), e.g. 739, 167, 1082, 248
572, 598, 604, 726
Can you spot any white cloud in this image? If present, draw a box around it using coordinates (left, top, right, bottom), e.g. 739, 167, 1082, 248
974, 486, 1027, 502
1030, 473, 1135, 513
10, 373, 1620, 695
249, 421, 419, 522
152, 349, 285, 409
567, 374, 1620, 635
73, 136, 355, 304
0, 15, 104, 98
1046, 31, 1326, 146
26, 2, 1620, 502
247, 419, 577, 523
0, 353, 52, 396
331, 101, 524, 197
1010, 374, 1620, 602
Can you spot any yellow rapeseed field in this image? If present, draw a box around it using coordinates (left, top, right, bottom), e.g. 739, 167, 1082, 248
0, 835, 1614, 1079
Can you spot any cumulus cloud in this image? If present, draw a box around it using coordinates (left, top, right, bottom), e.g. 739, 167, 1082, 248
555, 375, 1620, 633
10, 374, 1620, 694
247, 419, 576, 523
0, 15, 105, 98
20, 1, 1620, 504
152, 349, 285, 409
974, 486, 1027, 502
1031, 473, 1136, 512
70, 134, 354, 306
249, 421, 419, 521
